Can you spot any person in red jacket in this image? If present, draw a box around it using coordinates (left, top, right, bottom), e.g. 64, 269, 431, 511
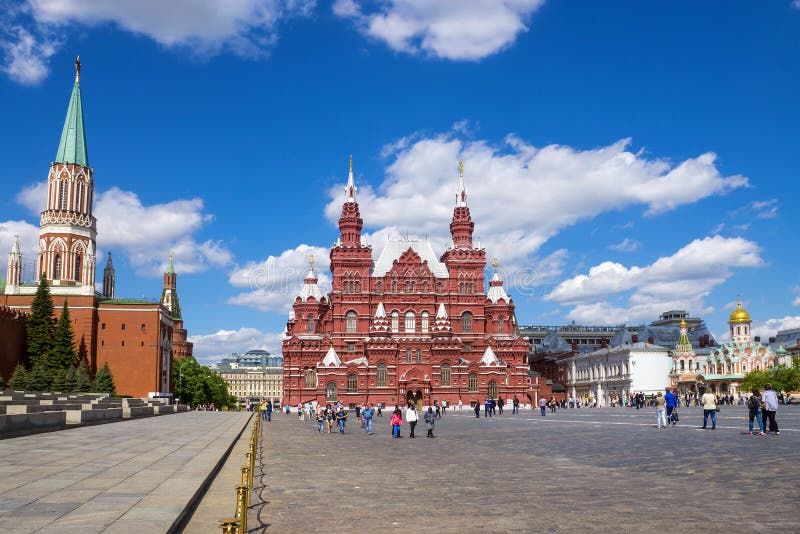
390, 407, 403, 438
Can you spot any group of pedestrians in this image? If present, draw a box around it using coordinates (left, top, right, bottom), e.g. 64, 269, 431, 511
745, 384, 780, 435
473, 395, 522, 417
390, 404, 437, 438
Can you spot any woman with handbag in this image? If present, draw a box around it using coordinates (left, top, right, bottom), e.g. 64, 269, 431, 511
390, 407, 403, 438
700, 387, 717, 429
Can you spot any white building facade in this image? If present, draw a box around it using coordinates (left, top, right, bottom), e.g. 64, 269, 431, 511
567, 342, 672, 406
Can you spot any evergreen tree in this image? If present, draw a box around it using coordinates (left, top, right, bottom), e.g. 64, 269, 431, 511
74, 360, 92, 392
51, 302, 77, 372
92, 362, 116, 394
27, 360, 52, 392
77, 336, 88, 366
0, 374, 5, 389
8, 363, 28, 390
51, 368, 68, 392
26, 274, 55, 368
64, 367, 77, 392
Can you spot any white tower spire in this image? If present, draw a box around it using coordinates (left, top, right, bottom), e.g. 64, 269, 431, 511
456, 160, 467, 207
345, 154, 357, 203
5, 235, 22, 295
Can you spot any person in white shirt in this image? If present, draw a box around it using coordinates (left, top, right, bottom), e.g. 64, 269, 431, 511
406, 404, 418, 438
761, 383, 780, 435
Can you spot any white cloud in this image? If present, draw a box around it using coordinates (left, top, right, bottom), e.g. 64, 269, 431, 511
321, 129, 747, 273
750, 198, 779, 220
1, 25, 57, 85
2, 0, 315, 83
189, 327, 285, 366
544, 236, 764, 325
333, 0, 546, 60
228, 243, 331, 313
751, 316, 800, 342
793, 0, 800, 9
609, 238, 640, 252
9, 182, 231, 277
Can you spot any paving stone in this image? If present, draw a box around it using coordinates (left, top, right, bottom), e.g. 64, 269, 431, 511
248, 406, 800, 533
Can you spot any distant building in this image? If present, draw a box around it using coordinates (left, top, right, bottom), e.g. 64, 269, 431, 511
566, 342, 672, 405
282, 159, 547, 409
0, 58, 191, 397
218, 350, 283, 407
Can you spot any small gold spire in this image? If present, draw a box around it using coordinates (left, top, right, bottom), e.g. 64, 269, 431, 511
492, 257, 499, 268
309, 254, 315, 266
75, 56, 81, 83
349, 154, 353, 174
459, 160, 464, 178
169, 251, 174, 260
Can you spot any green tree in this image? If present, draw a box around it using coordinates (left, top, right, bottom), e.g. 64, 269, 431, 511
51, 368, 68, 392
26, 274, 55, 368
172, 356, 235, 409
0, 374, 4, 389
92, 362, 116, 394
741, 366, 800, 393
74, 360, 92, 392
27, 360, 52, 391
51, 302, 77, 372
8, 363, 28, 390
63, 367, 77, 392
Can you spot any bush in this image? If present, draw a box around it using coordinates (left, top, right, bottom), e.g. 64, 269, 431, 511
92, 363, 116, 395
8, 363, 27, 390
74, 360, 92, 393
27, 360, 52, 392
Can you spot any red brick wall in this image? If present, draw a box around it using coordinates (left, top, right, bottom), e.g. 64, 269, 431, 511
0, 306, 27, 380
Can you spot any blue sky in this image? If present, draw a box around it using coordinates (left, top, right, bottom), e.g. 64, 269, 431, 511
1, 1, 798, 364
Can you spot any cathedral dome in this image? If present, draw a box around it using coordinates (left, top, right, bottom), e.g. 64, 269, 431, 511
728, 299, 751, 324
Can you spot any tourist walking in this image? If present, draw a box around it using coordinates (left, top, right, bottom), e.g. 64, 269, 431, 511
474, 402, 481, 418
762, 383, 780, 435
664, 388, 677, 426
655, 392, 667, 428
406, 404, 418, 438
390, 408, 403, 438
324, 404, 335, 433
484, 397, 492, 417
539, 397, 547, 416
747, 388, 765, 435
424, 407, 436, 438
316, 408, 325, 433
512, 396, 520, 414
363, 403, 375, 435
336, 406, 347, 433
701, 388, 717, 429
498, 396, 505, 415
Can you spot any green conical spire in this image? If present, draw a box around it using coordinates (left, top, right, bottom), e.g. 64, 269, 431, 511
54, 56, 89, 168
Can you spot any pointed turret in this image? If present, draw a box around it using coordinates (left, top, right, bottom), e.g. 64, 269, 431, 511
486, 258, 510, 304
55, 56, 89, 168
370, 302, 391, 336
102, 251, 115, 298
5, 235, 22, 294
480, 345, 500, 366
676, 318, 691, 351
160, 252, 181, 319
321, 345, 341, 367
337, 155, 364, 247
450, 160, 474, 249
298, 254, 323, 302
432, 303, 453, 336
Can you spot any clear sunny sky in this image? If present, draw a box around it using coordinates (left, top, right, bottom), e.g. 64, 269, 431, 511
1, 1, 798, 364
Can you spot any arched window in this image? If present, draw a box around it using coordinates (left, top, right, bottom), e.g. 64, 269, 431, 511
468, 373, 478, 392
391, 311, 399, 332
680, 360, 685, 371
345, 311, 357, 333
742, 363, 747, 372
376, 281, 382, 294
59, 180, 67, 210
304, 368, 316, 389
391, 280, 398, 292
326, 382, 337, 401
347, 374, 357, 393
487, 380, 498, 398
405, 349, 412, 364
421, 311, 429, 333
498, 317, 505, 333
405, 311, 415, 333
441, 364, 451, 387
376, 364, 387, 387
416, 349, 422, 363
54, 254, 62, 279
307, 318, 315, 333
74, 255, 82, 282
689, 359, 694, 370
462, 312, 473, 333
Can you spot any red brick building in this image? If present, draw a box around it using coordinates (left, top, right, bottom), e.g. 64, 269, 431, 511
1, 58, 192, 397
282, 159, 549, 408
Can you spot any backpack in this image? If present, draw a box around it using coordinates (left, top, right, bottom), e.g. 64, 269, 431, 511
747, 396, 760, 410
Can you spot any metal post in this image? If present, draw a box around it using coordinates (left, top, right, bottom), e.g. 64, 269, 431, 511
219, 518, 239, 533
235, 484, 248, 532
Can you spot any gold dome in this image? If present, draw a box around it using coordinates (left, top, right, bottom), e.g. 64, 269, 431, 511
728, 298, 751, 324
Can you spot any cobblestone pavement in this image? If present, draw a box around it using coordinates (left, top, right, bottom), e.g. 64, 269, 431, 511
249, 406, 800, 533
0, 411, 250, 533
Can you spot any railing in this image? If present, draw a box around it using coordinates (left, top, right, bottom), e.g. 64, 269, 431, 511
219, 413, 260, 533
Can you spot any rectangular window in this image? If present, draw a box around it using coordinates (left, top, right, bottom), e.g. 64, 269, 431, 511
468, 374, 478, 392
416, 349, 422, 363
348, 343, 355, 353
377, 365, 387, 387
441, 365, 451, 387
406, 350, 412, 364
463, 343, 472, 352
